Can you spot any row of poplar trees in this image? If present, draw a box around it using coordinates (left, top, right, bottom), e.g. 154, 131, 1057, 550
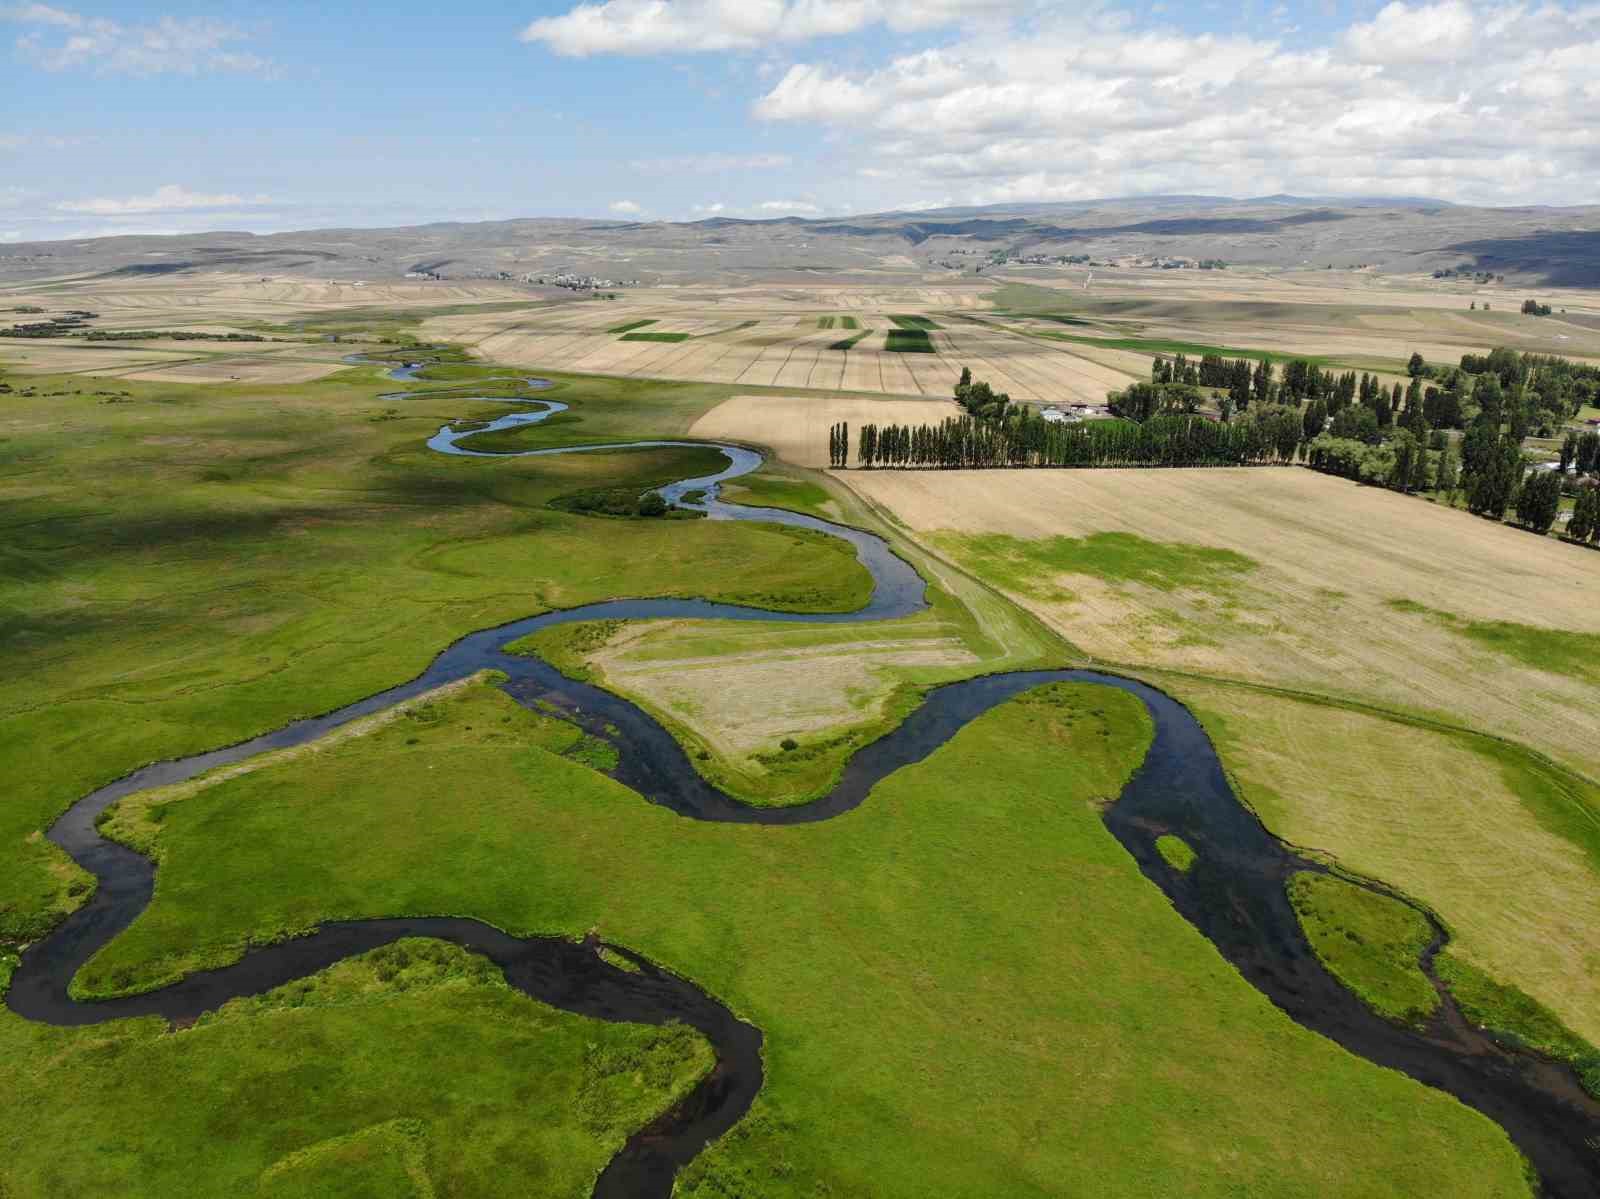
849, 408, 1303, 469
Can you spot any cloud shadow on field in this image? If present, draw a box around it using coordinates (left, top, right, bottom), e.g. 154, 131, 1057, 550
1443, 231, 1600, 287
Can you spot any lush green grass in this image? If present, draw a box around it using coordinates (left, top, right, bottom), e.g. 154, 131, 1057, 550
1287, 872, 1440, 1026
0, 368, 872, 943
722, 470, 839, 520
608, 319, 657, 334
828, 329, 873, 351
887, 315, 940, 330
933, 531, 1256, 603
620, 331, 690, 343
72, 678, 1528, 1195
1435, 954, 1600, 1096
1155, 834, 1196, 872
884, 330, 936, 354
0, 937, 710, 1197
1385, 599, 1600, 688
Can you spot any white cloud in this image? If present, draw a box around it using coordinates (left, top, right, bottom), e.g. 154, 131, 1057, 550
757, 198, 821, 214
609, 199, 644, 215
2, 4, 81, 27
56, 184, 267, 215
4, 5, 273, 75
751, 2, 1600, 207
1344, 1, 1476, 65
521, 0, 1024, 57
0, 230, 21, 241
631, 151, 791, 171
692, 201, 727, 213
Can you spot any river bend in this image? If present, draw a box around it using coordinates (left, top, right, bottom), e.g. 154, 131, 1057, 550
8, 370, 1597, 1198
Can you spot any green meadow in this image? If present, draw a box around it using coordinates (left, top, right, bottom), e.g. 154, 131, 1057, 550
1, 936, 709, 1197
59, 680, 1527, 1197
0, 364, 869, 941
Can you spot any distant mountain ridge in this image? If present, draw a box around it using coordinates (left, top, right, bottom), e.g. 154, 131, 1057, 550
2, 195, 1596, 286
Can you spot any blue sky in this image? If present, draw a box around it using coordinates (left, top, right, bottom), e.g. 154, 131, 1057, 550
4, 1, 1598, 243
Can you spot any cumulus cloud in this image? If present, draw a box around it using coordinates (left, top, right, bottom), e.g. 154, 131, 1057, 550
757, 198, 821, 213
521, 0, 1023, 56
3, 5, 273, 74
692, 201, 727, 213
751, 2, 1600, 206
56, 184, 267, 215
609, 199, 644, 214
1, 230, 21, 241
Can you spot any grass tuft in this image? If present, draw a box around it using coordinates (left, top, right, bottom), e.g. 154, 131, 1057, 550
1155, 834, 1197, 872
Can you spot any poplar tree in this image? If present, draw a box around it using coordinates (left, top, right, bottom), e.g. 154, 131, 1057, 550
1515, 470, 1562, 533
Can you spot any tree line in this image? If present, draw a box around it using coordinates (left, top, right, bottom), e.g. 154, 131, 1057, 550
824, 352, 1600, 546
851, 401, 1303, 471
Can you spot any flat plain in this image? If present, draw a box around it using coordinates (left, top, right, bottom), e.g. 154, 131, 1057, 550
6, 262, 1600, 1198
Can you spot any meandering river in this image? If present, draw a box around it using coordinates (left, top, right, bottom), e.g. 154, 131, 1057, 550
8, 370, 1597, 1197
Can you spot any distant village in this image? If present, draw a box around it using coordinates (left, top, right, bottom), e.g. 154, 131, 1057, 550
404, 266, 638, 291
1037, 402, 1111, 423
935, 248, 1230, 274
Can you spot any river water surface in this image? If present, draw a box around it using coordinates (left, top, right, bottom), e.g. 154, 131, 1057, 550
9, 371, 1597, 1197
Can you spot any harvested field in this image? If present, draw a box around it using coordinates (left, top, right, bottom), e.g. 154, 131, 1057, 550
100, 356, 352, 384
422, 291, 1140, 400
690, 394, 956, 466
845, 466, 1600, 780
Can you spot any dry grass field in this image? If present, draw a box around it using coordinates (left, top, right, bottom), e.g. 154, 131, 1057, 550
1, 337, 359, 383
689, 393, 958, 466
842, 466, 1600, 781
103, 356, 352, 384
1176, 679, 1600, 1044
581, 618, 978, 759
0, 272, 541, 329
